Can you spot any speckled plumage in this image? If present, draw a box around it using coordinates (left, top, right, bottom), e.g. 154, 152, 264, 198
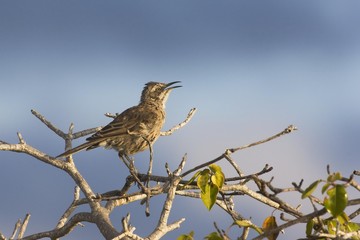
56, 81, 181, 158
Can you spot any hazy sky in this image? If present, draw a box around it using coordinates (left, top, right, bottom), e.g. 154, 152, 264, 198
1, 1, 360, 239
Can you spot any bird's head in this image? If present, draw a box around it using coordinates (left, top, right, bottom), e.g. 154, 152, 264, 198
140, 81, 182, 108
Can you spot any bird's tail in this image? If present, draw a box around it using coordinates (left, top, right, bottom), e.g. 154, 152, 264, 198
56, 141, 97, 158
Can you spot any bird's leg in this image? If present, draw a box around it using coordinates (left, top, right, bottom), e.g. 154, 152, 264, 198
119, 152, 131, 169
146, 142, 153, 183
126, 130, 154, 180
119, 153, 145, 189
123, 131, 153, 189
123, 132, 153, 216
119, 152, 152, 216
127, 131, 154, 187
136, 136, 153, 216
139, 136, 154, 188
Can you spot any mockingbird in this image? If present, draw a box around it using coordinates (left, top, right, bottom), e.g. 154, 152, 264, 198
56, 81, 181, 159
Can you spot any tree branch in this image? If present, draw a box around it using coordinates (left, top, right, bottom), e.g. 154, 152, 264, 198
22, 212, 94, 240
160, 108, 197, 136
229, 125, 297, 153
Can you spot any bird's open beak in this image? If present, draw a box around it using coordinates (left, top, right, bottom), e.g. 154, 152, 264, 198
165, 81, 182, 90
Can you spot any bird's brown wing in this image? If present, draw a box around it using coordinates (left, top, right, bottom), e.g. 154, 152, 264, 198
86, 106, 143, 142
56, 105, 163, 158
56, 106, 141, 158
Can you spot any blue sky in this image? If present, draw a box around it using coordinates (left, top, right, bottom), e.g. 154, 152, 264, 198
1, 1, 360, 239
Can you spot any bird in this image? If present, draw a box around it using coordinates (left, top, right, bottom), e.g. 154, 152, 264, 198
56, 81, 181, 159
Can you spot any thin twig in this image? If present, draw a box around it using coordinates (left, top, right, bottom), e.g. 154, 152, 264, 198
224, 153, 244, 178
32, 109, 100, 142
160, 108, 197, 136
181, 154, 225, 178
72, 127, 102, 139
0, 142, 66, 169
224, 164, 273, 182
173, 154, 187, 176
181, 125, 296, 178
18, 213, 30, 238
10, 219, 21, 240
146, 175, 185, 239
112, 214, 139, 240
348, 207, 360, 220
22, 212, 95, 240
56, 186, 81, 229
228, 125, 297, 153
31, 109, 66, 139
17, 132, 25, 144
104, 112, 118, 118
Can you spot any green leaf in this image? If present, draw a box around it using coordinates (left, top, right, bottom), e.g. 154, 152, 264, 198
306, 219, 314, 236
321, 183, 330, 194
327, 219, 337, 234
211, 171, 225, 189
324, 185, 348, 217
334, 172, 342, 180
201, 183, 218, 210
235, 219, 253, 228
197, 169, 210, 193
177, 231, 194, 240
327, 172, 342, 182
302, 180, 321, 199
204, 232, 222, 240
234, 220, 263, 234
209, 164, 222, 173
337, 212, 349, 224
185, 171, 202, 186
208, 164, 225, 189
345, 222, 360, 233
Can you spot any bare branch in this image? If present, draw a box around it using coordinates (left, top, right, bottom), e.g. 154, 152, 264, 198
0, 141, 66, 169
56, 186, 81, 229
181, 125, 296, 178
171, 153, 187, 176
160, 108, 197, 136
31, 109, 67, 139
181, 154, 225, 178
225, 164, 273, 182
17, 132, 25, 144
224, 152, 244, 177
72, 126, 102, 139
3, 108, 359, 240
112, 214, 142, 240
228, 125, 297, 153
0, 135, 119, 239
348, 207, 360, 220
18, 213, 30, 238
105, 191, 148, 212
10, 219, 21, 240
122, 214, 135, 234
147, 176, 184, 239
32, 109, 100, 143
104, 112, 118, 118
22, 212, 94, 240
